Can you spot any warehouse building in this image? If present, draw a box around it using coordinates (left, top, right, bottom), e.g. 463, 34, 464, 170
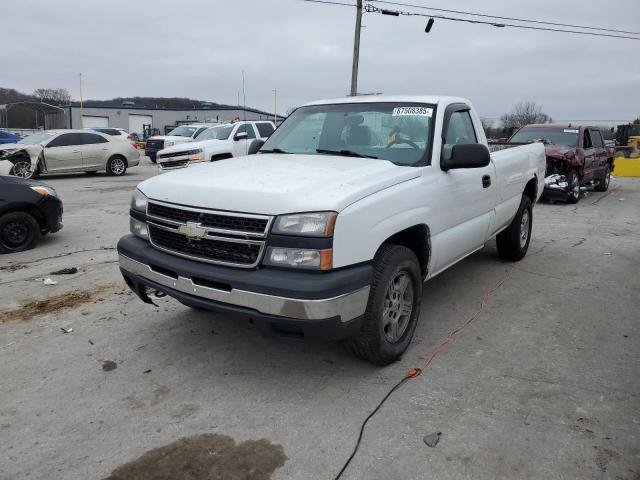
65, 103, 279, 137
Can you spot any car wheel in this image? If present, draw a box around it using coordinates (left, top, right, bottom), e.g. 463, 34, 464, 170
594, 164, 611, 192
11, 159, 37, 179
496, 195, 533, 261
0, 212, 41, 254
567, 170, 581, 204
345, 245, 422, 366
106, 156, 127, 176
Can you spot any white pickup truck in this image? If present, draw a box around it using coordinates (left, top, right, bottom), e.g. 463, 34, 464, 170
156, 121, 276, 171
145, 124, 212, 163
118, 95, 545, 365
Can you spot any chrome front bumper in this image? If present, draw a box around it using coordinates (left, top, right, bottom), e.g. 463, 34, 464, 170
119, 254, 370, 322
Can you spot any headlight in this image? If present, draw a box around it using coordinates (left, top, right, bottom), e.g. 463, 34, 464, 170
272, 212, 337, 237
165, 140, 175, 147
264, 247, 332, 270
30, 185, 57, 197
130, 217, 149, 240
188, 149, 204, 162
131, 189, 148, 212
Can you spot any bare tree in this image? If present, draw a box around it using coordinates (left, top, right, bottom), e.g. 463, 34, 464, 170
32, 88, 72, 106
500, 102, 552, 130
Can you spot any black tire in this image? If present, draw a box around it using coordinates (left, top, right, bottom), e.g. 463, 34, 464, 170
496, 196, 532, 261
594, 164, 611, 192
566, 170, 581, 204
10, 159, 38, 179
0, 212, 41, 254
106, 156, 127, 176
345, 245, 422, 366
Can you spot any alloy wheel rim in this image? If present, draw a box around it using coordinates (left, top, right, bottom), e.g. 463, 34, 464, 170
13, 161, 33, 178
570, 173, 579, 199
112, 158, 125, 175
382, 271, 413, 343
520, 209, 530, 249
605, 169, 611, 188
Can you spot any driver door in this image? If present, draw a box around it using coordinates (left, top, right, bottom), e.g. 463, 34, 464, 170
231, 123, 256, 157
429, 106, 497, 273
43, 133, 83, 171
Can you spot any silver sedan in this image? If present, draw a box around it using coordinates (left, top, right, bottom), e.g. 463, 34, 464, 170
0, 129, 140, 178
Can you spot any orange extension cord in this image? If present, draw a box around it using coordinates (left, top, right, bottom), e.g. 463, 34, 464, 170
333, 262, 518, 480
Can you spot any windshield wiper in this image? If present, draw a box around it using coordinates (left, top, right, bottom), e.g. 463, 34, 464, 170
260, 148, 291, 154
316, 148, 378, 159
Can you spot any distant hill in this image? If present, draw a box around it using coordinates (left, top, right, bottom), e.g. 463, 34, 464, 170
81, 96, 239, 109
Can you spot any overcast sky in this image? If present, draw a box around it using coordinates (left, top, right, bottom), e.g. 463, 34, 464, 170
2, 0, 639, 124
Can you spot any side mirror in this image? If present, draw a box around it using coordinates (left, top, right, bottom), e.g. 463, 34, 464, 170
248, 139, 265, 155
441, 143, 490, 171
234, 132, 248, 141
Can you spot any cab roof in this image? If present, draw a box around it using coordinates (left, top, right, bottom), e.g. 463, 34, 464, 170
303, 95, 470, 107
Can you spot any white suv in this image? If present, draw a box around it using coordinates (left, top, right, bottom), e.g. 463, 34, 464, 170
157, 121, 275, 171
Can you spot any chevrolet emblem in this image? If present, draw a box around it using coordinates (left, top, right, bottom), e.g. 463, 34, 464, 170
178, 222, 207, 240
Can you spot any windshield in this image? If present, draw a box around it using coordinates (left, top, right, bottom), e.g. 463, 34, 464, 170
260, 102, 435, 165
168, 126, 198, 137
196, 125, 234, 141
18, 131, 57, 145
510, 128, 578, 147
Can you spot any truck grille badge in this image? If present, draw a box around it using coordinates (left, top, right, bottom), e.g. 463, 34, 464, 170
177, 222, 207, 240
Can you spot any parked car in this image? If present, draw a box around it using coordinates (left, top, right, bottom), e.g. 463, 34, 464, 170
508, 124, 614, 203
145, 124, 212, 163
0, 175, 63, 253
0, 129, 140, 178
118, 95, 545, 365
0, 130, 22, 145
157, 121, 276, 171
84, 127, 130, 142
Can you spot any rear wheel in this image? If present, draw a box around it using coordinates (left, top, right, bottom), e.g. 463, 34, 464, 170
567, 170, 581, 204
594, 164, 611, 192
345, 245, 422, 365
496, 196, 532, 261
0, 212, 41, 254
106, 156, 127, 176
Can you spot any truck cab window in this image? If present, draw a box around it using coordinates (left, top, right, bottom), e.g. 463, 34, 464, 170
236, 123, 256, 139
590, 130, 603, 147
583, 130, 593, 148
442, 110, 477, 161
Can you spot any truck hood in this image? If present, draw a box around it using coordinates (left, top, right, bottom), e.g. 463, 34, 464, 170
139, 154, 421, 215
151, 136, 193, 143
545, 144, 574, 160
159, 138, 227, 155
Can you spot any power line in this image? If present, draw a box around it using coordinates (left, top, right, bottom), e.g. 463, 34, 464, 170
294, 0, 356, 6
368, 0, 640, 36
364, 4, 640, 40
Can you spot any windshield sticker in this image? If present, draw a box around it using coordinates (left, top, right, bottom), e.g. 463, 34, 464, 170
392, 106, 433, 117
564, 129, 579, 133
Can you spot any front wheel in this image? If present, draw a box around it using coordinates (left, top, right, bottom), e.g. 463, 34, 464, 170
345, 245, 422, 366
567, 170, 581, 204
496, 195, 532, 261
106, 156, 127, 176
11, 159, 37, 179
0, 212, 41, 254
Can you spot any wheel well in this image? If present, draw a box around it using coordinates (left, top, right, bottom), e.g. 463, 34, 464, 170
211, 153, 233, 161
1, 206, 46, 231
523, 177, 537, 202
381, 224, 430, 279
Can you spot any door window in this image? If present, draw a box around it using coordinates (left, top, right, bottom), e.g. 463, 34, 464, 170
443, 110, 477, 161
583, 130, 593, 148
47, 133, 82, 147
80, 133, 108, 144
590, 130, 604, 147
255, 122, 275, 138
236, 123, 256, 139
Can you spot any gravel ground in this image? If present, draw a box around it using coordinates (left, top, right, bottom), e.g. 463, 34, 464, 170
1, 160, 639, 480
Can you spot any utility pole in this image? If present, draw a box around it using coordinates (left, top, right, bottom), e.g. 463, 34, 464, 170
350, 0, 363, 96
273, 88, 277, 125
79, 72, 84, 128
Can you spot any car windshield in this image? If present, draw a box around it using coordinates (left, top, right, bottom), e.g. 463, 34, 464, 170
260, 102, 436, 165
168, 126, 198, 137
510, 128, 578, 147
196, 125, 234, 141
18, 131, 57, 145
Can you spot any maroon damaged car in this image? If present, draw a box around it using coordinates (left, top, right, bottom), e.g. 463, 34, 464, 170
509, 124, 614, 203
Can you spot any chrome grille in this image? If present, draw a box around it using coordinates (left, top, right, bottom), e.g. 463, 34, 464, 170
159, 159, 189, 169
146, 201, 272, 267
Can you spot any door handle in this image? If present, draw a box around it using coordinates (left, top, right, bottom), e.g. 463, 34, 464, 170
482, 175, 491, 188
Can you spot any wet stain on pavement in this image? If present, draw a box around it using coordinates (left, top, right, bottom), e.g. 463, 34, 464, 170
102, 360, 118, 372
103, 433, 286, 480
